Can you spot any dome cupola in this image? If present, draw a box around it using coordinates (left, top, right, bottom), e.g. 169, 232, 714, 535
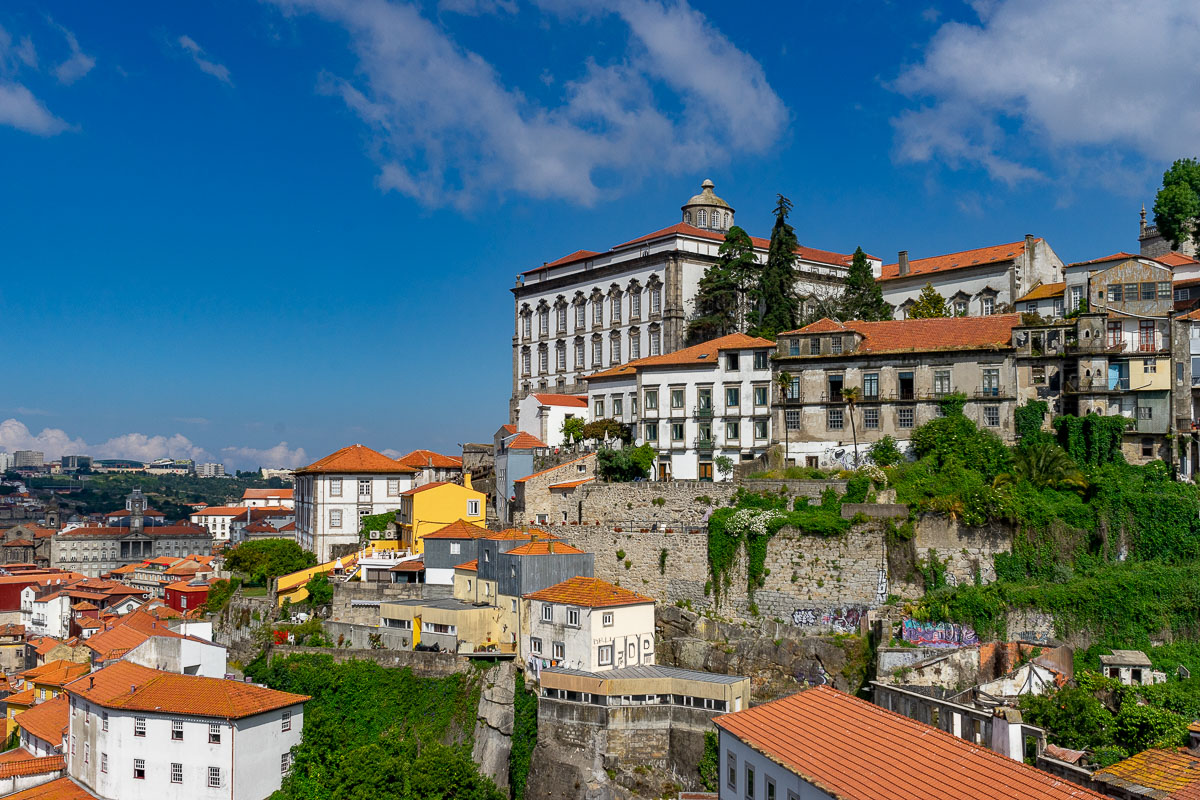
681, 179, 734, 232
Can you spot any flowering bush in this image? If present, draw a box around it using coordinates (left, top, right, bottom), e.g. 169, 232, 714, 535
858, 464, 887, 487
725, 508, 783, 538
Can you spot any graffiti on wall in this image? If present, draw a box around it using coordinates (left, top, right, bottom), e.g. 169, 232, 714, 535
791, 606, 865, 634
901, 619, 979, 647
796, 661, 828, 687
875, 568, 889, 605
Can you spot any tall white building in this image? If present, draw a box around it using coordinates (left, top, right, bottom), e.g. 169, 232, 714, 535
63, 660, 307, 800
195, 463, 226, 478
509, 180, 873, 419
293, 444, 418, 561
524, 576, 655, 673
14, 450, 44, 469
583, 332, 776, 481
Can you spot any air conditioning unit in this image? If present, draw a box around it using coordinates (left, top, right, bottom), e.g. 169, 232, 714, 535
369, 531, 380, 540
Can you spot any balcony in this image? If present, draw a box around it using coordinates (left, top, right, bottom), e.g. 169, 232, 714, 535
695, 439, 715, 453
694, 406, 714, 419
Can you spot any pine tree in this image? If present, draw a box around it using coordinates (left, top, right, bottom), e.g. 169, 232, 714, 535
687, 226, 756, 344
838, 246, 892, 321
907, 282, 949, 318
749, 194, 801, 338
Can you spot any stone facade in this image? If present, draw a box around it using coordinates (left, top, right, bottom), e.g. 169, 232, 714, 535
513, 453, 596, 526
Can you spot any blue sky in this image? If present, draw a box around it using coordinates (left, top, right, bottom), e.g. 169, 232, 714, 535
1, 0, 1196, 469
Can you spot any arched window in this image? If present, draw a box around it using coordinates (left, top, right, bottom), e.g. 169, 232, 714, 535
684, 211, 691, 224
723, 212, 730, 228
697, 209, 707, 228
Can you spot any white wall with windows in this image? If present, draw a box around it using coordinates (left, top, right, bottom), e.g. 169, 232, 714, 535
524, 598, 655, 672
294, 471, 415, 562
717, 728, 835, 800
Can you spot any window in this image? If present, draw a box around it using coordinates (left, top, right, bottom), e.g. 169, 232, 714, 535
788, 339, 801, 355
726, 421, 740, 441
1026, 302, 1038, 313
467, 499, 481, 517
808, 337, 820, 355
753, 386, 768, 406
134, 717, 146, 737
602, 612, 614, 626
556, 344, 566, 371
593, 299, 603, 326
754, 419, 768, 439
598, 645, 613, 665
726, 352, 740, 370
567, 608, 580, 626
644, 389, 658, 410
522, 314, 532, 339
542, 604, 553, 622
358, 478, 371, 498
827, 374, 843, 401
172, 719, 183, 740
630, 332, 640, 360
594, 398, 605, 418
209, 723, 221, 744
209, 766, 221, 788
281, 710, 292, 732
1138, 405, 1153, 419
785, 409, 801, 430
611, 337, 621, 363
171, 762, 183, 784
611, 295, 621, 323
671, 389, 685, 409
330, 509, 342, 528
746, 764, 756, 799
671, 423, 685, 441
726, 387, 740, 408
1108, 321, 1122, 348
330, 477, 342, 497
631, 292, 641, 317
1142, 438, 1155, 457
102, 712, 108, 732
576, 304, 586, 329
282, 753, 293, 775
574, 340, 584, 367
766, 777, 776, 800
1139, 320, 1156, 351
1053, 298, 1064, 317
754, 350, 769, 369
71, 735, 75, 755
557, 306, 567, 332
933, 369, 951, 396
954, 299, 968, 316
134, 759, 146, 780
539, 309, 549, 335
863, 407, 879, 429
531, 637, 542, 654
649, 328, 661, 356
697, 387, 713, 410
981, 297, 995, 315
1032, 366, 1046, 385
828, 408, 844, 430
982, 367, 1000, 396
650, 287, 662, 314
863, 373, 879, 399
539, 347, 549, 373
644, 422, 658, 441
984, 406, 1000, 427
1141, 282, 1155, 301
897, 406, 915, 428
387, 478, 400, 496
101, 753, 107, 774
553, 642, 565, 659
1109, 284, 1123, 302
1177, 288, 1189, 301
787, 376, 800, 400
698, 209, 707, 227
830, 336, 843, 355
727, 752, 737, 789
592, 338, 603, 365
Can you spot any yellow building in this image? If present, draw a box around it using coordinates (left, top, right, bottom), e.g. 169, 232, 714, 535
397, 477, 486, 554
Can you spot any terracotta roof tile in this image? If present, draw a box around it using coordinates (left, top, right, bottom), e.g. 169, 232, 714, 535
781, 314, 1020, 356
65, 660, 308, 719
4, 775, 95, 799
56, 525, 207, 539
296, 444, 418, 475
389, 560, 426, 573
24, 660, 89, 688
395, 449, 463, 469
242, 488, 294, 500
454, 560, 478, 572
504, 432, 549, 450
1016, 281, 1066, 302
715, 685, 1105, 800
400, 480, 452, 496
504, 541, 586, 556
613, 224, 864, 267
880, 239, 1037, 281
104, 508, 164, 518
1067, 251, 1141, 267
525, 576, 653, 608
15, 694, 68, 745
3, 539, 34, 547
165, 579, 212, 592
487, 528, 559, 541
525, 249, 602, 273
0, 623, 25, 637
584, 332, 775, 381
1158, 251, 1200, 267
0, 754, 66, 780
530, 393, 588, 408
1094, 747, 1200, 795
513, 454, 593, 484
5, 688, 38, 708
421, 520, 491, 540
548, 478, 595, 490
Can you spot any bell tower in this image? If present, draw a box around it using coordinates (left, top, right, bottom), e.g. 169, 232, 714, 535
127, 488, 146, 535
681, 179, 735, 232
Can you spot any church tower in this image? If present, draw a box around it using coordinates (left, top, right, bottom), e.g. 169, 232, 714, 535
127, 488, 146, 535
45, 497, 60, 530
681, 179, 735, 232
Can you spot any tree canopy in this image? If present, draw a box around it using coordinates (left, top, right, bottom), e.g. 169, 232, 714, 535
596, 444, 655, 481
838, 247, 891, 321
304, 573, 334, 606
907, 283, 949, 319
688, 225, 756, 343
748, 195, 801, 338
1153, 158, 1200, 251
224, 539, 317, 586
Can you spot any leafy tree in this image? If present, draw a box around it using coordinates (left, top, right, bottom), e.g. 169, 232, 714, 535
202, 577, 240, 614
714, 455, 734, 481
838, 247, 891, 321
596, 444, 655, 481
224, 539, 317, 586
994, 441, 1087, 492
909, 414, 1011, 482
748, 195, 801, 338
304, 573, 334, 607
561, 417, 585, 445
867, 435, 904, 467
907, 283, 949, 319
688, 226, 757, 343
582, 418, 629, 443
842, 386, 862, 468
1153, 158, 1200, 251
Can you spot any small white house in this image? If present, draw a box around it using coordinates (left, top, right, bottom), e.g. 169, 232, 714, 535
516, 393, 588, 447
64, 660, 308, 800
523, 576, 655, 672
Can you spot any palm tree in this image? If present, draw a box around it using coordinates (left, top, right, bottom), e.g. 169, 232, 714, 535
994, 441, 1088, 491
776, 372, 793, 468
842, 386, 861, 469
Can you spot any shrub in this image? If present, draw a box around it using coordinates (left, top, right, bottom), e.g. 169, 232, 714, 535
867, 435, 904, 467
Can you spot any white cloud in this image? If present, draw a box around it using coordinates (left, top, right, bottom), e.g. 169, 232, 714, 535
270, 0, 786, 207
178, 35, 233, 85
0, 82, 66, 135
0, 419, 88, 459
220, 442, 308, 470
380, 448, 402, 459
52, 24, 95, 85
95, 432, 210, 463
437, 0, 516, 15
891, 0, 1200, 185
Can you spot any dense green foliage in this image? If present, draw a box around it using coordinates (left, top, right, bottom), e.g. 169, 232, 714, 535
509, 672, 538, 800
909, 413, 1011, 481
202, 577, 240, 614
246, 654, 501, 800
994, 441, 1087, 491
560, 417, 584, 445
907, 283, 949, 318
596, 444, 655, 482
1153, 157, 1200, 251
837, 247, 892, 321
867, 435, 903, 467
225, 540, 317, 586
1054, 414, 1131, 467
1014, 400, 1051, 445
304, 574, 334, 607
58, 472, 284, 517
749, 195, 800, 338
699, 730, 719, 791
688, 225, 757, 343
359, 511, 395, 538
582, 418, 629, 444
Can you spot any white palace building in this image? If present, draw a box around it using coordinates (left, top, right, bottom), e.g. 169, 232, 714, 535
509, 181, 876, 419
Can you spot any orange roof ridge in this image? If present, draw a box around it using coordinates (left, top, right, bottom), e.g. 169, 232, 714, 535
421, 520, 491, 540
879, 238, 1038, 281
296, 444, 418, 475
4, 776, 93, 798
530, 393, 588, 408
395, 449, 464, 469
505, 541, 585, 556
525, 576, 653, 607
584, 332, 775, 381
454, 559, 478, 572
781, 313, 1021, 355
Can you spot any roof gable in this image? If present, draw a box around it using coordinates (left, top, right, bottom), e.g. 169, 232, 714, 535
880, 239, 1035, 281
784, 314, 1021, 355
525, 576, 653, 607
584, 332, 774, 381
297, 444, 418, 475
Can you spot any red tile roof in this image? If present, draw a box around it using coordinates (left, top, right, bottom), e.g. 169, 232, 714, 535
1015, 281, 1066, 302
504, 432, 549, 450
3, 539, 34, 547
525, 576, 653, 608
389, 559, 426, 573
781, 314, 1020, 355
24, 660, 90, 688
1094, 747, 1200, 796
531, 393, 588, 408
504, 541, 586, 556
395, 449, 463, 470
0, 623, 25, 637
548, 477, 595, 490
3, 776, 93, 799
487, 528, 559, 541
533, 249, 602, 272
513, 454, 593, 484
1067, 251, 1141, 267
421, 520, 491, 540
715, 686, 1105, 800
296, 444, 418, 475
0, 751, 64, 779
400, 480, 452, 496
585, 332, 775, 381
165, 579, 212, 593
56, 525, 207, 538
65, 660, 308, 719
880, 239, 1035, 281
104, 508, 164, 518
242, 488, 294, 500
454, 560, 478, 572
1158, 251, 1200, 267
15, 694, 68, 745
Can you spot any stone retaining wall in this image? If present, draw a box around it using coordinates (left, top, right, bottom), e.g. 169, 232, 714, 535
268, 644, 468, 676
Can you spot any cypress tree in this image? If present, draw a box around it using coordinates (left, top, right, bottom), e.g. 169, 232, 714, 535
907, 282, 950, 318
749, 194, 801, 338
839, 246, 892, 321
687, 226, 756, 344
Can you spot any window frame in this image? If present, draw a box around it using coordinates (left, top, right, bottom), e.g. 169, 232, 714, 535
133, 758, 146, 780
134, 716, 146, 737
171, 762, 183, 784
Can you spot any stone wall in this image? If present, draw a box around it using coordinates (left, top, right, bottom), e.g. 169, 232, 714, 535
741, 478, 848, 498
329, 581, 425, 625
268, 644, 469, 677
513, 453, 597, 526
576, 481, 737, 526
323, 620, 411, 650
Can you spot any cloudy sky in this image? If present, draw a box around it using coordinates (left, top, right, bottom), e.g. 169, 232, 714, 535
2, 0, 1197, 469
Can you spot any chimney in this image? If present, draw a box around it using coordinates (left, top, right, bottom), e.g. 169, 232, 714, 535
463, 472, 472, 491
1024, 233, 1035, 252
898, 250, 909, 276
89, 677, 94, 689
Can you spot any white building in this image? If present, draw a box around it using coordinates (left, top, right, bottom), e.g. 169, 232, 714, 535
516, 393, 588, 447
188, 506, 244, 543
64, 660, 307, 800
510, 180, 871, 418
0, 452, 13, 472
195, 463, 226, 478
880, 236, 1064, 318
293, 444, 419, 562
523, 576, 655, 672
22, 585, 81, 639
14, 450, 45, 468
583, 332, 776, 481
241, 488, 295, 508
